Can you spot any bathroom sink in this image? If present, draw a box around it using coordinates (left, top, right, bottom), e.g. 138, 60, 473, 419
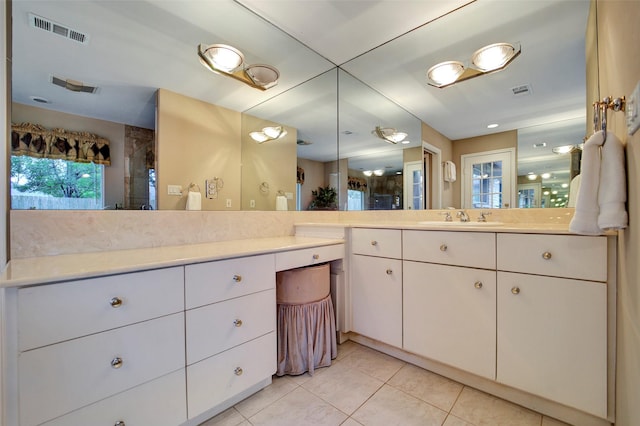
416, 221, 504, 227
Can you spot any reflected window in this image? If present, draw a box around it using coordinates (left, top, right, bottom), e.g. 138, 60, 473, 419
347, 189, 364, 210
471, 160, 503, 209
10, 156, 103, 209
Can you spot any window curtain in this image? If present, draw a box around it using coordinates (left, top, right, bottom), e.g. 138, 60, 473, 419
11, 122, 111, 166
348, 176, 367, 192
297, 166, 305, 184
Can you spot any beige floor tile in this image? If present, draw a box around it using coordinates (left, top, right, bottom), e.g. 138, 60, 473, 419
351, 384, 448, 426
338, 344, 405, 382
388, 363, 464, 411
335, 340, 360, 360
248, 386, 348, 426
451, 387, 542, 426
443, 414, 476, 426
341, 418, 364, 426
198, 407, 248, 426
542, 415, 573, 426
302, 360, 384, 414
234, 375, 298, 418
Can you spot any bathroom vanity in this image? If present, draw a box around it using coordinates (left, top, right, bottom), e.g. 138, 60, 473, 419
0, 219, 616, 426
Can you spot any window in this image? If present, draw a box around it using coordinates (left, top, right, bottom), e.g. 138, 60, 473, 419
10, 156, 104, 209
347, 189, 364, 210
461, 149, 515, 209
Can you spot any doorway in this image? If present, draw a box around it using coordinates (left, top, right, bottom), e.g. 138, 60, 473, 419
461, 149, 516, 209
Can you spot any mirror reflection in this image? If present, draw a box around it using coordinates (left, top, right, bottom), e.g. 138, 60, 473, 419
9, 0, 591, 211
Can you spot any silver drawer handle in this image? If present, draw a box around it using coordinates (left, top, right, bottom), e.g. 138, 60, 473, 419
511, 286, 521, 295
110, 297, 123, 308
234, 319, 243, 327
371, 240, 378, 246
386, 268, 393, 275
440, 244, 448, 252
474, 281, 483, 289
233, 274, 242, 282
312, 254, 320, 260
111, 357, 123, 369
115, 421, 126, 426
542, 251, 552, 260
234, 367, 243, 376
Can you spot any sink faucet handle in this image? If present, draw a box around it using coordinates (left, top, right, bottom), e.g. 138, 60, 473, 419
456, 210, 470, 222
439, 212, 453, 222
478, 211, 492, 222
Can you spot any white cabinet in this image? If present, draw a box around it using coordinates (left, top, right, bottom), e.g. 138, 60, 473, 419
403, 230, 495, 269
184, 254, 277, 420
496, 233, 609, 418
403, 261, 496, 379
351, 228, 402, 348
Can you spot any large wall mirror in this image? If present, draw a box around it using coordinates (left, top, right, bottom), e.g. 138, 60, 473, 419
9, 0, 592, 211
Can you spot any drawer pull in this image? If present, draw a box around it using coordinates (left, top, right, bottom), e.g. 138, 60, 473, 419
234, 319, 243, 327
110, 297, 123, 308
111, 357, 124, 369
312, 254, 320, 260
542, 251, 552, 260
234, 367, 243, 376
114, 422, 126, 426
233, 274, 242, 283
440, 244, 448, 252
511, 286, 521, 295
371, 240, 378, 246
474, 281, 483, 289
386, 268, 393, 275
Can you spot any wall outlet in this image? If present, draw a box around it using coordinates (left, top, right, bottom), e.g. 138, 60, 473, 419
627, 80, 640, 135
226, 199, 232, 208
167, 185, 182, 196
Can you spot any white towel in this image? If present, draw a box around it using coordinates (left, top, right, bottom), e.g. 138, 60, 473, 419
597, 131, 628, 230
276, 195, 288, 211
444, 161, 457, 182
569, 131, 604, 235
567, 174, 581, 208
185, 191, 202, 211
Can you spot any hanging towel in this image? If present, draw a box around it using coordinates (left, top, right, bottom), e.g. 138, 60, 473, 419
444, 161, 457, 182
597, 131, 628, 230
569, 131, 605, 235
567, 174, 581, 208
185, 191, 202, 211
276, 195, 288, 211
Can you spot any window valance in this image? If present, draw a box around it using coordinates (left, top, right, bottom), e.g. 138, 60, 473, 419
11, 122, 111, 166
348, 176, 368, 192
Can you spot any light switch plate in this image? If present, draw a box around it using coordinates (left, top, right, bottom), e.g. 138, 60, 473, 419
627, 80, 640, 135
167, 185, 182, 196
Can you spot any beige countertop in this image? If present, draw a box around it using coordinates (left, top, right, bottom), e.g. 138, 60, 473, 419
295, 221, 581, 234
0, 236, 344, 288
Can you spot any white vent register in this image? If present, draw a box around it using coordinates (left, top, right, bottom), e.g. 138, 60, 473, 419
29, 12, 89, 45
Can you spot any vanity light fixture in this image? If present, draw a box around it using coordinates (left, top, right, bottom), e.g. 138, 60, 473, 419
372, 126, 408, 144
373, 169, 385, 176
427, 42, 521, 88
526, 172, 538, 181
250, 126, 287, 143
198, 43, 280, 90
552, 145, 575, 154
362, 170, 373, 177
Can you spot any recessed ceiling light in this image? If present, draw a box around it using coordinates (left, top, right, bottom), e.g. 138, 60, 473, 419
487, 123, 499, 129
30, 96, 50, 104
541, 173, 551, 179
401, 140, 410, 145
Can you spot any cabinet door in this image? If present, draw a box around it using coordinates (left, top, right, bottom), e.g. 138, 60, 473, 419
403, 261, 496, 379
351, 254, 402, 347
497, 272, 607, 418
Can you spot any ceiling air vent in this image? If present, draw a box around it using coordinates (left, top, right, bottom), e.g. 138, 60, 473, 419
511, 84, 532, 96
29, 13, 89, 45
51, 76, 98, 94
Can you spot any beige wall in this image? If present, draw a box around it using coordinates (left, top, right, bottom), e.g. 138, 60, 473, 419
596, 1, 640, 425
10, 103, 127, 209
451, 129, 518, 208
156, 89, 242, 210
422, 122, 454, 207
241, 114, 297, 211
298, 157, 327, 210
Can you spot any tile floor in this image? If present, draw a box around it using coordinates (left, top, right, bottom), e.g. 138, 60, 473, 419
201, 341, 571, 426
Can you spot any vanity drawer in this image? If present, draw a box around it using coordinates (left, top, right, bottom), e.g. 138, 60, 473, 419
497, 233, 607, 281
18, 313, 185, 426
275, 243, 344, 271
41, 369, 187, 426
185, 254, 275, 309
187, 332, 276, 419
17, 266, 184, 351
403, 230, 496, 269
186, 289, 276, 365
351, 228, 402, 258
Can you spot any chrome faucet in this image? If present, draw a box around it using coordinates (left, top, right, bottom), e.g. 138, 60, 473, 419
477, 211, 492, 222
440, 211, 453, 222
456, 210, 470, 222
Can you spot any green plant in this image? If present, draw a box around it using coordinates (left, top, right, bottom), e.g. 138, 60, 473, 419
308, 185, 337, 210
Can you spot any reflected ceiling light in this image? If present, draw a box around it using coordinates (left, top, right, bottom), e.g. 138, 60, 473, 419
362, 170, 373, 177
373, 169, 385, 176
487, 123, 499, 129
561, 183, 569, 188
249, 126, 287, 143
198, 43, 279, 90
427, 42, 521, 88
552, 145, 575, 154
527, 172, 538, 180
541, 172, 551, 179
401, 140, 411, 145
372, 126, 408, 144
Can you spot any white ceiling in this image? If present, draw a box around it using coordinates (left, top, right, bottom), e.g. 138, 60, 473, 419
11, 0, 590, 180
